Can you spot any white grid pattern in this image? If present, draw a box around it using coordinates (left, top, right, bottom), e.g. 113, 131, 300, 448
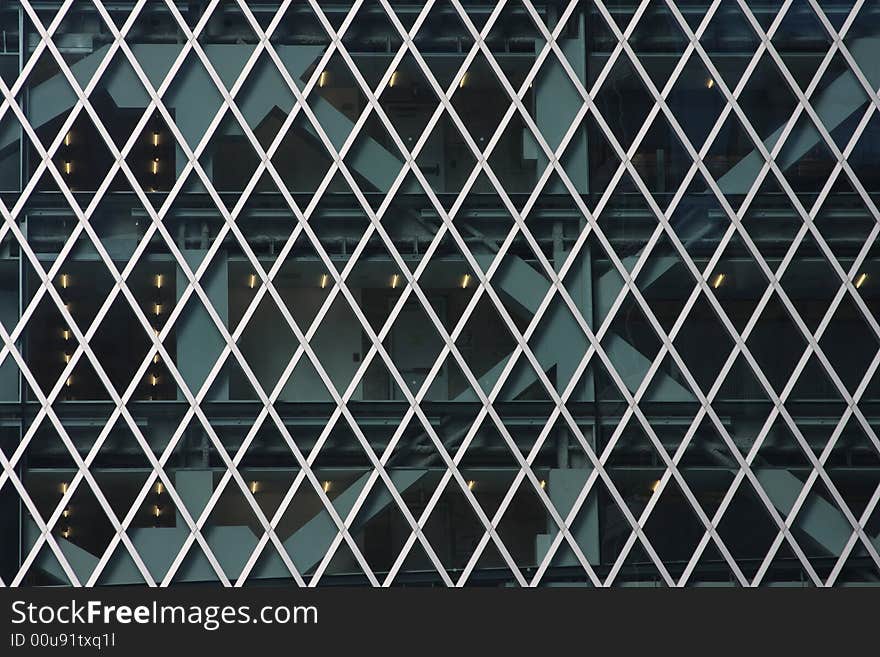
0, 0, 877, 586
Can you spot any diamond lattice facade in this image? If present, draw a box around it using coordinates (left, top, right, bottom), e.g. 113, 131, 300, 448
0, 0, 879, 587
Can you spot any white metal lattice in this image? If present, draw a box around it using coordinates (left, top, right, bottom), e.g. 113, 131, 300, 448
0, 0, 877, 587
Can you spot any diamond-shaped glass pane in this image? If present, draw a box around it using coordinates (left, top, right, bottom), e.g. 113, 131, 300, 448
1, 0, 878, 588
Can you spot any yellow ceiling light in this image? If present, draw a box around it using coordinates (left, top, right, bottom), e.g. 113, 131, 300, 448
389, 70, 399, 88
855, 273, 868, 289
320, 273, 329, 289
461, 273, 471, 289
711, 272, 725, 289
319, 70, 329, 88
391, 273, 400, 289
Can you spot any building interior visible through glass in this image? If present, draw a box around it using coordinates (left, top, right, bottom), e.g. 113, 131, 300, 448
0, 0, 878, 587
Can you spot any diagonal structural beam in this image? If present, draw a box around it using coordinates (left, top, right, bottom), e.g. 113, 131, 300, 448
4, 44, 403, 191
455, 250, 693, 401
26, 468, 428, 584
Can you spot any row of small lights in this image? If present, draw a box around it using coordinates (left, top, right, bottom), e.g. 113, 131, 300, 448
52, 476, 703, 538
59, 482, 72, 539
59, 273, 74, 392
52, 264, 872, 330
150, 479, 335, 520
55, 477, 534, 534
248, 272, 474, 290
149, 273, 164, 393
55, 273, 167, 392
52, 264, 872, 392
709, 272, 870, 290
57, 478, 340, 532
56, 267, 476, 391
61, 130, 164, 183
245, 270, 872, 293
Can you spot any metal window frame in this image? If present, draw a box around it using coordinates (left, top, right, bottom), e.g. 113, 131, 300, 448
0, 0, 876, 587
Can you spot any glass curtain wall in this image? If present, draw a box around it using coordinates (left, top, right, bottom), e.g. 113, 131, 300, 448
0, 0, 878, 587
